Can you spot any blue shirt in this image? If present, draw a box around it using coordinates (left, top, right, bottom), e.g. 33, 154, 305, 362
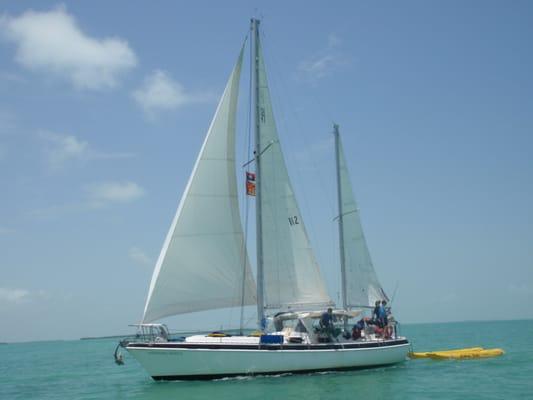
321, 312, 333, 327
378, 305, 388, 325
373, 306, 380, 320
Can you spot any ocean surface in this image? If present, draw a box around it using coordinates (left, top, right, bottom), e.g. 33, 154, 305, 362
1, 320, 532, 400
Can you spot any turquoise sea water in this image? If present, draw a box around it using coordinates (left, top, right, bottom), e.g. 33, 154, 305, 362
1, 320, 532, 400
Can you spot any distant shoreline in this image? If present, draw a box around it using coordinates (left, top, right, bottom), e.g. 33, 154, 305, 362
1, 318, 532, 344
80, 334, 131, 340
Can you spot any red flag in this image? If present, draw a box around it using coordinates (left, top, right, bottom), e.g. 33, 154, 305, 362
246, 181, 256, 196
246, 171, 256, 196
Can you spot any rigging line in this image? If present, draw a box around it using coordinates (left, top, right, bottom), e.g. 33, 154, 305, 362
261, 29, 337, 289
390, 281, 399, 305
332, 209, 359, 221
261, 31, 318, 234
266, 31, 337, 225
242, 140, 276, 167
262, 29, 337, 219
261, 30, 318, 305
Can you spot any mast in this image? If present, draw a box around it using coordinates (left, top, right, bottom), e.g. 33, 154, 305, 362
251, 18, 265, 328
334, 123, 348, 310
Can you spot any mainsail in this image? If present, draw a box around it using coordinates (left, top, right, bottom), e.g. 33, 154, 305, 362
254, 30, 332, 311
334, 125, 388, 308
142, 47, 256, 323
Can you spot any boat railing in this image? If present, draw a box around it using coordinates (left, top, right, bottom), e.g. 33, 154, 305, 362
128, 324, 171, 343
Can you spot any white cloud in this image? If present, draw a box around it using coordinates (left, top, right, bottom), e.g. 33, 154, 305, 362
0, 288, 30, 303
85, 181, 144, 207
40, 131, 134, 169
129, 247, 152, 267
27, 182, 144, 217
299, 55, 340, 81
297, 33, 350, 84
41, 132, 88, 168
0, 288, 48, 304
0, 6, 137, 90
132, 70, 214, 117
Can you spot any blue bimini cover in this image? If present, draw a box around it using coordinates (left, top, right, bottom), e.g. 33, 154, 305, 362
260, 335, 284, 344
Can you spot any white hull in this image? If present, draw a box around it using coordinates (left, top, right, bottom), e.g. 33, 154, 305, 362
126, 338, 410, 380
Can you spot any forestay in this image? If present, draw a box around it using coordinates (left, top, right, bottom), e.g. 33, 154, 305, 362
335, 130, 388, 308
142, 47, 256, 323
255, 35, 332, 311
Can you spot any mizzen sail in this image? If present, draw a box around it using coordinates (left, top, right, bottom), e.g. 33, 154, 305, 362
142, 47, 256, 323
334, 125, 388, 309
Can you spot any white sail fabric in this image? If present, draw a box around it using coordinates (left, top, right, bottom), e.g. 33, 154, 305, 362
142, 48, 256, 323
256, 37, 332, 310
336, 132, 388, 308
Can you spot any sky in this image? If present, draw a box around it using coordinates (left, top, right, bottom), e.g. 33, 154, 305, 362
0, 1, 532, 342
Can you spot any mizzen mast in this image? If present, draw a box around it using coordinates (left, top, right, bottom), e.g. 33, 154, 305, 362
334, 123, 348, 311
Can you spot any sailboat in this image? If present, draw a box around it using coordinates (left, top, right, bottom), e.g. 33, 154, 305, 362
121, 19, 409, 380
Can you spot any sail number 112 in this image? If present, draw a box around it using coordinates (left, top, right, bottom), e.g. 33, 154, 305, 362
288, 216, 299, 226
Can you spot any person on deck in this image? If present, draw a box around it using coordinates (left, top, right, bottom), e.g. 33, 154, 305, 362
381, 300, 394, 338
320, 307, 335, 340
376, 301, 387, 333
352, 319, 365, 340
372, 300, 381, 324
320, 308, 334, 329
365, 317, 384, 337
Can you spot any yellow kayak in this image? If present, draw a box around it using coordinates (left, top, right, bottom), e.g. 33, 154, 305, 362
429, 349, 504, 359
409, 347, 484, 359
